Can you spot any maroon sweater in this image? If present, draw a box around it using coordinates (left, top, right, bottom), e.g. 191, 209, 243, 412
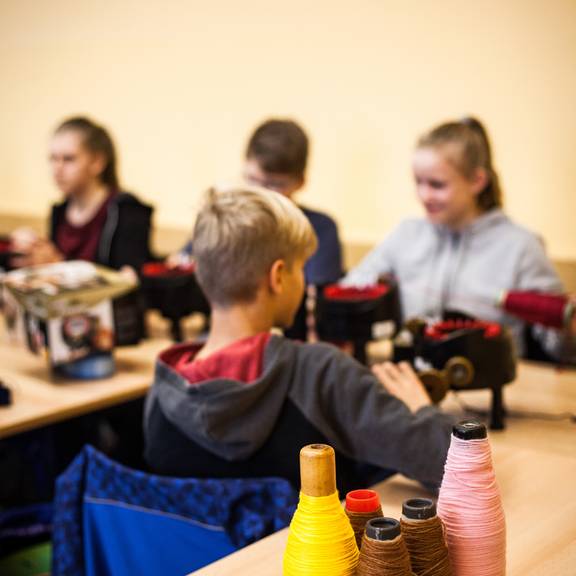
55, 194, 114, 262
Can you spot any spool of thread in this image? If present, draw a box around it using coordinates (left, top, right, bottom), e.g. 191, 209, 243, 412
283, 444, 359, 575
501, 291, 573, 329
345, 489, 384, 549
357, 517, 414, 576
400, 498, 452, 576
437, 421, 506, 576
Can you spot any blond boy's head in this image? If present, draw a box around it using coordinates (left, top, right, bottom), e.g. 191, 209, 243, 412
193, 186, 317, 308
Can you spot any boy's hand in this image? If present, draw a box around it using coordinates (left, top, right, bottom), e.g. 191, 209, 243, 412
372, 361, 431, 414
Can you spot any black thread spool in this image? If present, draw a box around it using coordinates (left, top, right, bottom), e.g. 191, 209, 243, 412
357, 517, 413, 576
400, 498, 452, 576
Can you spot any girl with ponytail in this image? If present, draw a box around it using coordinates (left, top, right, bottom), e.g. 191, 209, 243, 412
344, 117, 575, 361
11, 116, 153, 272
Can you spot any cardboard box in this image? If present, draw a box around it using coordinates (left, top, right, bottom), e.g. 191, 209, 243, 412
3, 261, 135, 367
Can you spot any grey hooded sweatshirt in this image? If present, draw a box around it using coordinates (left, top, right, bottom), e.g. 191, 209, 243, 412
144, 335, 454, 492
343, 210, 573, 360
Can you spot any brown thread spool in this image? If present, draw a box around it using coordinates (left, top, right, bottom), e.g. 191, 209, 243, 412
357, 517, 415, 576
400, 498, 453, 576
345, 489, 384, 549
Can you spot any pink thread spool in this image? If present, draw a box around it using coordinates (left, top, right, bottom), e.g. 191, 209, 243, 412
437, 421, 506, 576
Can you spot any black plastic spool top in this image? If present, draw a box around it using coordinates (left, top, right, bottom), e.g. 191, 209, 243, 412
402, 498, 437, 520
365, 517, 401, 541
453, 419, 487, 440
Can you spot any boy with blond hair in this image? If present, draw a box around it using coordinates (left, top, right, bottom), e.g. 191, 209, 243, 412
145, 187, 453, 493
172, 119, 342, 285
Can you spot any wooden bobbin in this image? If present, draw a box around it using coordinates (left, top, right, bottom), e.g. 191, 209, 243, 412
300, 444, 337, 497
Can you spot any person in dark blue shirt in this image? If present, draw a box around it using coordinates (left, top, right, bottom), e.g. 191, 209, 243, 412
242, 119, 343, 285
174, 119, 343, 287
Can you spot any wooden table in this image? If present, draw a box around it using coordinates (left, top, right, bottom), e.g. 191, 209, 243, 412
192, 362, 576, 576
0, 335, 169, 439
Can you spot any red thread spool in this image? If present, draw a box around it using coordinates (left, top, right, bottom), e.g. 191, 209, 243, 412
502, 291, 573, 329
346, 490, 382, 513
345, 490, 384, 549
142, 262, 195, 278
324, 284, 389, 302
425, 320, 501, 341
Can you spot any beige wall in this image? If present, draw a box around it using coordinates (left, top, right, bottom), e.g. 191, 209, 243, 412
1, 0, 575, 258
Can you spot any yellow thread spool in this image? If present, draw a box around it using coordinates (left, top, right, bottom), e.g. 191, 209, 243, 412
283, 444, 359, 575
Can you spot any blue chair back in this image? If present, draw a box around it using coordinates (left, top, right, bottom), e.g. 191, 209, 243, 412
52, 446, 297, 575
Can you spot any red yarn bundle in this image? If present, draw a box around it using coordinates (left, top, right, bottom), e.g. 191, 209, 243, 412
324, 284, 389, 302
502, 291, 573, 329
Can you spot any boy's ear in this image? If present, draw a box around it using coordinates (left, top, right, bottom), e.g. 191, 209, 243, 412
268, 259, 286, 295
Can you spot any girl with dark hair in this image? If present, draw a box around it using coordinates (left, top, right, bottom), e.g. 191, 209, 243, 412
6, 119, 154, 482
12, 116, 153, 271
344, 117, 575, 360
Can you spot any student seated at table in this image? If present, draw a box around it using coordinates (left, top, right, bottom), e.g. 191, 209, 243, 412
8, 117, 154, 469
174, 118, 343, 286
343, 117, 576, 362
11, 116, 153, 272
144, 186, 454, 494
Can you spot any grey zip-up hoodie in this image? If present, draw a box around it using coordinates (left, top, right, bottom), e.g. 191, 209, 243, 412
343, 210, 573, 360
144, 335, 454, 489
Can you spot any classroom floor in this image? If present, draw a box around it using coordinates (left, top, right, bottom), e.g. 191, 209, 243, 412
0, 542, 51, 576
